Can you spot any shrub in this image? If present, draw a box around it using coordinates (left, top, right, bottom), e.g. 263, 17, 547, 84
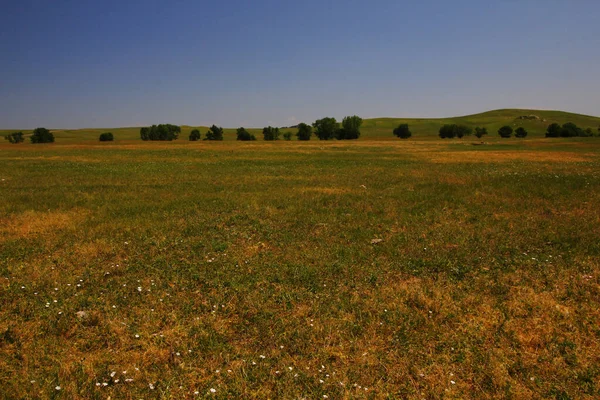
139, 124, 180, 141
338, 115, 362, 140
393, 124, 411, 139
296, 123, 313, 140
498, 125, 513, 138
205, 125, 224, 141
438, 124, 472, 139
262, 126, 280, 141
515, 127, 528, 138
99, 132, 114, 141
4, 132, 24, 143
189, 129, 201, 141
474, 127, 488, 139
283, 132, 292, 141
31, 127, 54, 143
546, 123, 561, 138
313, 117, 339, 140
582, 128, 593, 137
236, 127, 256, 141
560, 122, 583, 138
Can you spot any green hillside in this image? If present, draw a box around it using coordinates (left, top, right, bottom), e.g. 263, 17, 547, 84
2, 109, 599, 142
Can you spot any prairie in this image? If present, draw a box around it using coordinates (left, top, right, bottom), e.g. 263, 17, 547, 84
1, 134, 600, 398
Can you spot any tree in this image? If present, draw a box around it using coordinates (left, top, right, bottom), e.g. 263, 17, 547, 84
438, 124, 471, 139
474, 127, 488, 139
205, 125, 224, 141
498, 125, 513, 138
515, 127, 528, 138
30, 127, 54, 143
393, 124, 411, 139
189, 129, 201, 141
338, 115, 362, 140
139, 124, 180, 141
262, 126, 280, 141
4, 132, 24, 143
99, 132, 114, 141
560, 122, 583, 138
236, 127, 256, 141
546, 123, 561, 138
296, 123, 313, 141
582, 128, 593, 137
283, 132, 292, 141
313, 117, 339, 140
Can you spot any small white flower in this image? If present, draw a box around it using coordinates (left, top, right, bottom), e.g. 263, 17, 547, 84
110, 371, 116, 377
55, 386, 61, 390
451, 380, 456, 385
210, 388, 216, 393
149, 383, 155, 390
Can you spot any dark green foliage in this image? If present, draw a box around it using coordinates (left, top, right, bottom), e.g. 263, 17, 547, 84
30, 127, 54, 143
139, 124, 180, 141
393, 124, 411, 139
582, 128, 593, 137
560, 122, 583, 138
515, 127, 528, 138
338, 115, 362, 140
283, 132, 292, 141
498, 125, 513, 138
546, 123, 562, 138
98, 132, 114, 142
296, 123, 313, 141
438, 124, 472, 139
205, 125, 224, 141
189, 129, 201, 141
236, 127, 256, 141
313, 117, 339, 140
262, 126, 280, 141
4, 132, 24, 143
474, 127, 488, 139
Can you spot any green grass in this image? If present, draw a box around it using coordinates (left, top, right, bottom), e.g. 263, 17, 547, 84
1, 135, 600, 398
2, 109, 599, 142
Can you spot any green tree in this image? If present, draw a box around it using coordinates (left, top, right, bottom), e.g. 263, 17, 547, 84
455, 125, 472, 138
262, 126, 280, 141
313, 117, 339, 140
4, 132, 24, 143
393, 124, 411, 139
296, 123, 313, 140
546, 123, 561, 138
498, 125, 513, 138
99, 132, 114, 141
515, 127, 528, 138
560, 122, 583, 138
139, 124, 180, 141
438, 124, 471, 139
189, 129, 201, 141
338, 115, 362, 140
474, 127, 488, 139
30, 127, 54, 143
236, 127, 256, 141
283, 132, 292, 141
205, 125, 224, 141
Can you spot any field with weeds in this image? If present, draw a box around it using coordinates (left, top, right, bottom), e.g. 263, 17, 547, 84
1, 137, 600, 399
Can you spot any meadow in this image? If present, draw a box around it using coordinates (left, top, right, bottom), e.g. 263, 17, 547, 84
1, 114, 600, 399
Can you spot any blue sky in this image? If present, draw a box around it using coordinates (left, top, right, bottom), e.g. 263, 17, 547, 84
1, 0, 599, 129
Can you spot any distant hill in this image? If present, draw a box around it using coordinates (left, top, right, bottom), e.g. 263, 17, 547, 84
2, 109, 599, 142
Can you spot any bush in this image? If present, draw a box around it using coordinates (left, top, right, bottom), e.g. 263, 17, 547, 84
99, 132, 114, 141
498, 125, 513, 138
296, 123, 313, 141
338, 115, 362, 140
140, 124, 180, 141
262, 126, 280, 141
189, 129, 201, 141
205, 125, 224, 141
546, 123, 561, 138
283, 132, 292, 141
515, 127, 528, 138
438, 124, 472, 139
313, 117, 339, 140
582, 128, 593, 137
236, 127, 256, 141
4, 132, 24, 143
31, 127, 54, 143
393, 124, 411, 139
560, 122, 583, 138
474, 127, 488, 139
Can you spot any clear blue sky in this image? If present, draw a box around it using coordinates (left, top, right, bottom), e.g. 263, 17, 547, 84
1, 0, 599, 129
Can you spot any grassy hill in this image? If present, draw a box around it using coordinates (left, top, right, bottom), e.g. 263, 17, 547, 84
2, 109, 599, 143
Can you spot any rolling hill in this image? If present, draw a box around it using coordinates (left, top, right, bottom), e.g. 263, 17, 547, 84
2, 109, 599, 143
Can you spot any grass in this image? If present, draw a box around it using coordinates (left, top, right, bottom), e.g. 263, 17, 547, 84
2, 108, 599, 143
1, 125, 600, 398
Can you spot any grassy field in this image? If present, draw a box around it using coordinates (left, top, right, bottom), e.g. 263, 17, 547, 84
2, 109, 600, 143
1, 130, 600, 398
